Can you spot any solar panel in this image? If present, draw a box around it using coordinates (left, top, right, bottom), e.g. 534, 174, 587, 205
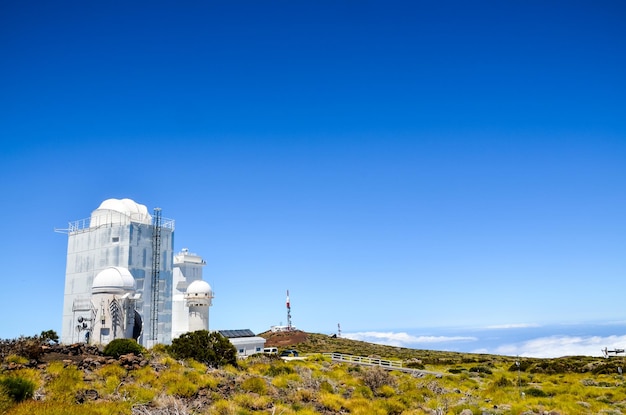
219, 329, 256, 338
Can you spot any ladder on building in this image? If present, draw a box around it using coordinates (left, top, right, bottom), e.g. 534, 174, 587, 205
150, 207, 162, 345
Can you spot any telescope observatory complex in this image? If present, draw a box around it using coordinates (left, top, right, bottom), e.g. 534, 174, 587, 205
60, 198, 213, 347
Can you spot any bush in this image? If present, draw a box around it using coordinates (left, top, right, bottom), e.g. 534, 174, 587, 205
493, 375, 512, 387
103, 339, 144, 358
361, 367, 397, 395
40, 330, 59, 345
46, 362, 84, 403
265, 362, 295, 377
508, 360, 531, 372
241, 376, 267, 394
469, 366, 492, 375
13, 337, 43, 360
524, 387, 549, 397
404, 360, 425, 370
0, 376, 36, 402
169, 330, 237, 368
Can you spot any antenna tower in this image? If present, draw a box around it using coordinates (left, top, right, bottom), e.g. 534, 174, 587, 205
150, 207, 162, 344
286, 290, 292, 331
337, 323, 341, 338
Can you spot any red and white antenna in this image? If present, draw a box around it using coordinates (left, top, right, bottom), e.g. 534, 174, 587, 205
286, 290, 292, 330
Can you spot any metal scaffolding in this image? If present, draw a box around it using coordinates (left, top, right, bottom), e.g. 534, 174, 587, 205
150, 207, 162, 344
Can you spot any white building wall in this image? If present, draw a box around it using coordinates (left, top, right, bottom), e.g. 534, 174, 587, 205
171, 250, 206, 339
188, 305, 209, 332
90, 293, 137, 346
228, 337, 267, 357
61, 208, 174, 347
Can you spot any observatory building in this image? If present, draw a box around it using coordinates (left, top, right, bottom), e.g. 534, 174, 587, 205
90, 267, 141, 345
171, 249, 213, 339
61, 198, 212, 347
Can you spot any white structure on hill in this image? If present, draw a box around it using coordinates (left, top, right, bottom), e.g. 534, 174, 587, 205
89, 267, 141, 345
60, 198, 212, 347
185, 280, 213, 332
220, 330, 266, 357
172, 249, 213, 338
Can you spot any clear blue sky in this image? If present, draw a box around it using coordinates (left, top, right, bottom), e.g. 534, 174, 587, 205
1, 1, 625, 342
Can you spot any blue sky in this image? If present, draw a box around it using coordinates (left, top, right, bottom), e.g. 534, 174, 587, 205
1, 1, 625, 354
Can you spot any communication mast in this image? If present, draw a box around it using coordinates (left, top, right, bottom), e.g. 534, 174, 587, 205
337, 323, 342, 338
286, 290, 292, 331
150, 207, 162, 345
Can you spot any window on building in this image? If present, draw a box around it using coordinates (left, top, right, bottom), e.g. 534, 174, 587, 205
112, 237, 120, 243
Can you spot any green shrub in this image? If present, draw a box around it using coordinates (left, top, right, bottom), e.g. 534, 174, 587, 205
320, 380, 334, 393
376, 384, 396, 397
493, 375, 512, 387
241, 376, 267, 394
169, 330, 237, 368
469, 366, 492, 375
4, 355, 28, 365
150, 343, 168, 354
0, 376, 35, 402
46, 362, 84, 403
361, 367, 397, 394
524, 387, 549, 397
265, 362, 295, 377
405, 360, 425, 370
103, 338, 144, 358
40, 330, 59, 344
508, 360, 531, 372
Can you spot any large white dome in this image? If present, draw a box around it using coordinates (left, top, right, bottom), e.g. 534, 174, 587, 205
92, 267, 136, 294
89, 198, 152, 227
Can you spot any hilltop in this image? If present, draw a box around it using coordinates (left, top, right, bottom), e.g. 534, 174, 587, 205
260, 329, 492, 363
260, 330, 624, 373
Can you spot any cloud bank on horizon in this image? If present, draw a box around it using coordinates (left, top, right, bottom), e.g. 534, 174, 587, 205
344, 330, 626, 359
344, 331, 477, 347
491, 335, 626, 359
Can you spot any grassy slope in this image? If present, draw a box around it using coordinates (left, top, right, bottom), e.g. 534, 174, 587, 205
261, 330, 626, 373
1, 332, 625, 414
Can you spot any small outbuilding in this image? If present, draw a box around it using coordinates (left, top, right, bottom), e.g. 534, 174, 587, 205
219, 329, 266, 358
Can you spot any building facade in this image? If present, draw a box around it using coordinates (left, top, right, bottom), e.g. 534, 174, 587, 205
171, 249, 212, 339
61, 198, 174, 347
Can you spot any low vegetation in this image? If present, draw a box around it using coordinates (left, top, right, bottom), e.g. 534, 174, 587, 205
103, 339, 145, 359
168, 330, 238, 368
1, 330, 625, 414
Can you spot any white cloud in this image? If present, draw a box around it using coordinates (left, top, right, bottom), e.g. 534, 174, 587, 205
344, 331, 476, 348
484, 323, 540, 330
488, 335, 626, 358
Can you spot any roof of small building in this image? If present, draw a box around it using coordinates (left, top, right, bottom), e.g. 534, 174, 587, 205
219, 329, 256, 338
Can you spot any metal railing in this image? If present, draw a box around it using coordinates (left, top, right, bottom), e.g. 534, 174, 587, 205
326, 353, 404, 369
62, 215, 175, 233
324, 352, 444, 376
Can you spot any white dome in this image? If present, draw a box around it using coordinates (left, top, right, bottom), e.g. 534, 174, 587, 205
186, 280, 213, 297
92, 267, 136, 294
89, 198, 152, 227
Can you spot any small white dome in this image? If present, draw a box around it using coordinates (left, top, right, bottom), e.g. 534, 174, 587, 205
186, 280, 213, 297
92, 267, 136, 294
